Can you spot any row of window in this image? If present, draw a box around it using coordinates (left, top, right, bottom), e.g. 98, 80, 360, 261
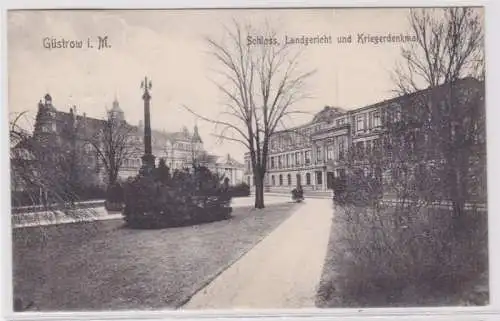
269, 172, 323, 187
246, 172, 324, 187
269, 124, 327, 151
123, 158, 142, 167
270, 150, 312, 169
244, 141, 349, 173
355, 110, 383, 132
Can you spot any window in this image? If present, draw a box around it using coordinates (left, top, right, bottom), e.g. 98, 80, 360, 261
336, 118, 345, 126
316, 146, 323, 162
278, 156, 283, 169
271, 175, 275, 186
357, 115, 365, 132
373, 138, 380, 152
279, 174, 283, 186
271, 157, 275, 169
316, 171, 323, 185
327, 145, 334, 160
287, 174, 292, 186
296, 173, 302, 186
295, 152, 300, 165
355, 141, 364, 159
306, 173, 311, 185
247, 176, 250, 186
373, 111, 381, 127
305, 151, 311, 165
393, 104, 402, 122
338, 139, 345, 160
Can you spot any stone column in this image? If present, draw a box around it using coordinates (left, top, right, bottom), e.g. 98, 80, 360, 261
141, 76, 155, 171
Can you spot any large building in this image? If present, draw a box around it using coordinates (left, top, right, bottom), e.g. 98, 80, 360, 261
27, 94, 244, 188
244, 78, 486, 194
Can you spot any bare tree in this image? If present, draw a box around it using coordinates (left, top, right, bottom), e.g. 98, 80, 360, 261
10, 111, 101, 247
85, 116, 140, 187
10, 111, 90, 207
185, 21, 315, 208
393, 8, 484, 94
391, 7, 485, 220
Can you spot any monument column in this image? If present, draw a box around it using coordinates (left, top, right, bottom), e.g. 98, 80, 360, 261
141, 76, 155, 171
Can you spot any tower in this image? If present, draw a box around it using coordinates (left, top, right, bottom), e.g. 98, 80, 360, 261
108, 96, 125, 122
34, 93, 57, 138
191, 123, 204, 156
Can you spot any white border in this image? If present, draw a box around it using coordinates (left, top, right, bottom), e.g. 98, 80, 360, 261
1, 0, 499, 320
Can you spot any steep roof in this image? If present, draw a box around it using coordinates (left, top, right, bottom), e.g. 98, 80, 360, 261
311, 106, 348, 123
216, 154, 244, 168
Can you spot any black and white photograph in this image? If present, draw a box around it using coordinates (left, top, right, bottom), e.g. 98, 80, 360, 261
7, 6, 488, 312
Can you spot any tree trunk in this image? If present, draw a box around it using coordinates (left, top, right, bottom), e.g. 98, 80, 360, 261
254, 171, 265, 209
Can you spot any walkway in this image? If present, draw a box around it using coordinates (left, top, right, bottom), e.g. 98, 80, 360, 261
183, 198, 333, 309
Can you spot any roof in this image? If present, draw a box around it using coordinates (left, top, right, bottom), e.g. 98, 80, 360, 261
216, 154, 244, 168
311, 106, 347, 123
347, 77, 484, 114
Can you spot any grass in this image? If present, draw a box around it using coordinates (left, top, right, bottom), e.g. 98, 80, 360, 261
13, 202, 297, 311
316, 204, 489, 308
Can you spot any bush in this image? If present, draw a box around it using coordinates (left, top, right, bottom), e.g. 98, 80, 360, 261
332, 174, 382, 207
319, 204, 488, 307
104, 183, 124, 211
230, 182, 251, 197
123, 165, 232, 229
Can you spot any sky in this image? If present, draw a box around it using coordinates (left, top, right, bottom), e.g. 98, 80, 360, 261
7, 8, 461, 162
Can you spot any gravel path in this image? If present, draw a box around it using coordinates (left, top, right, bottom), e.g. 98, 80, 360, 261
183, 198, 333, 309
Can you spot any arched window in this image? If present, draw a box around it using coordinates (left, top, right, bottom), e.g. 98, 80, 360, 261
287, 174, 292, 186
279, 174, 283, 186
306, 173, 311, 185
296, 173, 301, 186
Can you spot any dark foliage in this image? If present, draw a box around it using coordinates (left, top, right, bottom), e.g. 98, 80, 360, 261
104, 183, 124, 211
317, 204, 488, 307
332, 172, 382, 207
291, 187, 304, 201
123, 164, 232, 229
230, 182, 251, 197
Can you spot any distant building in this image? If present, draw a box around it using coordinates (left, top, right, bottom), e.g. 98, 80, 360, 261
244, 78, 486, 195
29, 94, 244, 187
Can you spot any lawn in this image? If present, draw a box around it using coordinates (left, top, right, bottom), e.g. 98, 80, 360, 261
316, 204, 489, 308
13, 202, 297, 311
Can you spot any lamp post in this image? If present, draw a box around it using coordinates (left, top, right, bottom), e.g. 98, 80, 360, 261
140, 76, 155, 173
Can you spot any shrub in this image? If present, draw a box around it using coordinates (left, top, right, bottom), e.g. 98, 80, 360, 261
104, 183, 124, 211
230, 182, 251, 197
332, 173, 382, 207
123, 165, 232, 229
319, 204, 488, 307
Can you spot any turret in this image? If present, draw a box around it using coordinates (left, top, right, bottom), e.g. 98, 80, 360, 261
107, 97, 124, 121
192, 124, 203, 143
34, 94, 57, 137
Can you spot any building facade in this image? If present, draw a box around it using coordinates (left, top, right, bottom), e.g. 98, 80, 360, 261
244, 78, 486, 194
30, 94, 244, 187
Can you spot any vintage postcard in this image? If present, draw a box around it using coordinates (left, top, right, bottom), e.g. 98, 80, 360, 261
7, 7, 488, 313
